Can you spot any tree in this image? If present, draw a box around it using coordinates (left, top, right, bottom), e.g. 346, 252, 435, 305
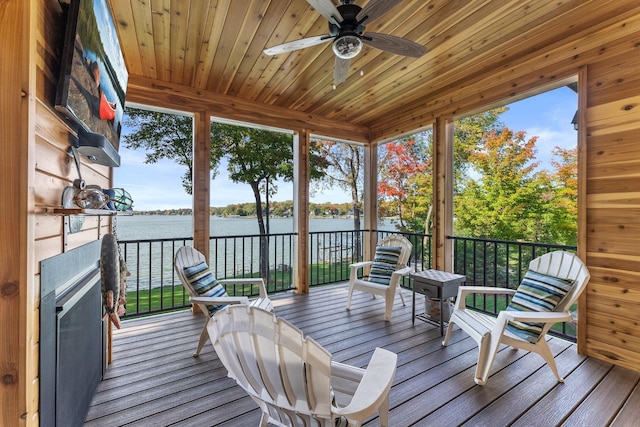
209, 124, 296, 277
313, 141, 364, 229
123, 107, 327, 279
378, 134, 430, 232
123, 107, 219, 194
312, 140, 364, 257
453, 108, 507, 191
454, 128, 545, 241
541, 146, 578, 245
376, 109, 505, 234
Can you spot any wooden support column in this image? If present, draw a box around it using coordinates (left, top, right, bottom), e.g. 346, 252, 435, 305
192, 111, 210, 260
293, 130, 310, 294
432, 117, 454, 271
576, 67, 588, 354
1, 0, 36, 424
363, 142, 378, 260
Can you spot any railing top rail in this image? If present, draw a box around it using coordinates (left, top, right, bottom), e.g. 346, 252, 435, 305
119, 232, 298, 244
447, 235, 576, 250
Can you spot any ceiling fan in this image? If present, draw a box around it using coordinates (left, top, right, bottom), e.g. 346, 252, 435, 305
263, 0, 427, 84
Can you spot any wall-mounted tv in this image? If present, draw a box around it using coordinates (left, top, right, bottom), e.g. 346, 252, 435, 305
55, 0, 128, 167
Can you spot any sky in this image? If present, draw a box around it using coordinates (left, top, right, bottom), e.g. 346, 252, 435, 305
114, 86, 577, 211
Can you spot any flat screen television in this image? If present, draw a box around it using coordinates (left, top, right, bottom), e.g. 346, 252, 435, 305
55, 0, 128, 167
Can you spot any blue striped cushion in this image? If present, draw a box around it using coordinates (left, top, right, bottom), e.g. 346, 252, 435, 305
368, 246, 402, 286
183, 261, 228, 315
505, 270, 574, 343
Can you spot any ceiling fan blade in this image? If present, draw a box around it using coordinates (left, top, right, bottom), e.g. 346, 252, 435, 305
363, 32, 426, 57
306, 0, 343, 26
357, 0, 402, 24
264, 35, 330, 55
334, 56, 350, 84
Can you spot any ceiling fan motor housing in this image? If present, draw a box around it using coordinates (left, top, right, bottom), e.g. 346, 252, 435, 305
329, 3, 365, 37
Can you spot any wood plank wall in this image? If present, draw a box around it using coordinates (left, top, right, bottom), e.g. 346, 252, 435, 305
1, 0, 113, 425
3, 1, 640, 425
1, 0, 35, 425
584, 49, 640, 372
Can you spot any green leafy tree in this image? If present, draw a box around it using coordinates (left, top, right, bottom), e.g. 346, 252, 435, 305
123, 108, 327, 279
540, 146, 578, 245
454, 108, 507, 191
454, 128, 545, 241
123, 108, 218, 194
209, 124, 297, 277
377, 109, 504, 234
312, 140, 364, 257
313, 141, 364, 229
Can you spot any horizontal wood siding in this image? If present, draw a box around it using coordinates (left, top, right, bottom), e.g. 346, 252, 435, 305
1, 0, 34, 425
6, 0, 117, 424
585, 45, 640, 372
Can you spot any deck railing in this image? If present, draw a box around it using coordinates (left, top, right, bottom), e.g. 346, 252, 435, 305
117, 232, 577, 341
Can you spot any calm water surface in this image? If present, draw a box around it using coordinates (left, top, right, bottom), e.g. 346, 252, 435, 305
115, 215, 395, 240
115, 215, 397, 286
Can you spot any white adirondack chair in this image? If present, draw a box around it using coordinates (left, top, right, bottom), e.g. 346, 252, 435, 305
207, 305, 398, 427
442, 251, 590, 385
174, 246, 272, 356
346, 234, 413, 321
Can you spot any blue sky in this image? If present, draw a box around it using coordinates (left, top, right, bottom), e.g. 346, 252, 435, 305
114, 86, 577, 211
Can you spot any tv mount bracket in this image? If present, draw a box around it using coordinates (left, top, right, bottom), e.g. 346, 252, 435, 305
68, 145, 87, 190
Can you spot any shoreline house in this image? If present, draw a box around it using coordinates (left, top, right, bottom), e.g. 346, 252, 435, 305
2, 0, 640, 425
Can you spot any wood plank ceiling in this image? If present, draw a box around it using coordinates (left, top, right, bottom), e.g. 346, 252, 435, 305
106, 0, 622, 139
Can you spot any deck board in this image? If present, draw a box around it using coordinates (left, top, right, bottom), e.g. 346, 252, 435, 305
86, 283, 640, 426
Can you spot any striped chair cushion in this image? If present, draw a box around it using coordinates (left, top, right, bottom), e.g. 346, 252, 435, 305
368, 246, 402, 286
505, 270, 574, 343
182, 261, 228, 315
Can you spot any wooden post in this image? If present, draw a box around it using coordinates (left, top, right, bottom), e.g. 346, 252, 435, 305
363, 142, 378, 260
0, 0, 36, 424
293, 130, 310, 294
192, 110, 210, 260
432, 117, 454, 271
576, 67, 588, 354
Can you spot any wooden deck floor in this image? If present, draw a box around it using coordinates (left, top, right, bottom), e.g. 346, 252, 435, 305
86, 283, 640, 426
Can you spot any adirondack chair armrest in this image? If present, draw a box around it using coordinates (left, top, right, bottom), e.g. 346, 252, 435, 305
333, 347, 397, 421
190, 296, 249, 305
491, 310, 573, 338
501, 310, 573, 324
392, 266, 413, 277
217, 278, 268, 298
350, 261, 374, 281
350, 261, 373, 271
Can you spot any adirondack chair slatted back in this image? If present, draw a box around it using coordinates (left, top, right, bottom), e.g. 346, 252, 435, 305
174, 246, 206, 298
209, 306, 334, 425
528, 251, 590, 313
378, 234, 412, 269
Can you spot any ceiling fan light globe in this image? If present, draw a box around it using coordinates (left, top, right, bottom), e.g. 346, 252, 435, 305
333, 35, 362, 59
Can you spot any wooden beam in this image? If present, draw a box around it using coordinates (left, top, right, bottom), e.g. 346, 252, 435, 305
577, 67, 588, 355
0, 0, 36, 425
126, 75, 371, 143
432, 117, 454, 271
192, 111, 210, 260
293, 130, 310, 294
363, 142, 378, 261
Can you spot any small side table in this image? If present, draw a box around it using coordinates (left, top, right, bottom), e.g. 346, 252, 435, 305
410, 270, 466, 335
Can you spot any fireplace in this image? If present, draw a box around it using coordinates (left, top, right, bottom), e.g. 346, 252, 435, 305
40, 240, 106, 427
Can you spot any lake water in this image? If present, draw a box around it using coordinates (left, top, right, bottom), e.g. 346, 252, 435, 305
114, 215, 397, 287
114, 215, 396, 240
